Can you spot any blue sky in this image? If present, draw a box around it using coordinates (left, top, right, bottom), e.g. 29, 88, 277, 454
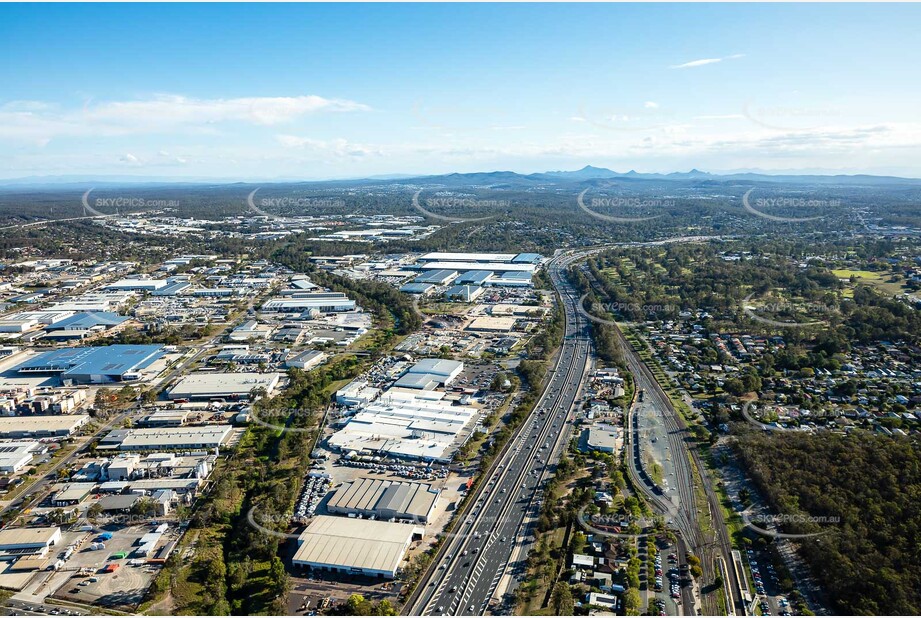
2, 2, 920, 180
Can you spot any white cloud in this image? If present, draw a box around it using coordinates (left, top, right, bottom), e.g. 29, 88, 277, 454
85, 94, 369, 127
276, 135, 379, 158
0, 94, 371, 144
644, 101, 659, 109
694, 114, 745, 120
670, 53, 745, 69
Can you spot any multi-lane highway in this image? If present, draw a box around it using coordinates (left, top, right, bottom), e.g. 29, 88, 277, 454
405, 251, 595, 616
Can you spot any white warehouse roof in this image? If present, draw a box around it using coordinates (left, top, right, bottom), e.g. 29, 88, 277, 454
292, 515, 421, 578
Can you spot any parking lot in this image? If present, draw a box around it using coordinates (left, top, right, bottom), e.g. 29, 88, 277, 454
47, 524, 173, 609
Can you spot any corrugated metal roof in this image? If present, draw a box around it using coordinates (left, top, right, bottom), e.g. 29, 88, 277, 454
292, 516, 419, 575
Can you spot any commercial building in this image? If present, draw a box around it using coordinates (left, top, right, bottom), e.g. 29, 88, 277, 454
413, 269, 458, 285
52, 483, 95, 506
466, 316, 518, 333
138, 410, 190, 427
285, 350, 327, 371
444, 285, 484, 302
47, 291, 134, 313
454, 270, 493, 285
292, 515, 422, 578
416, 261, 536, 274
228, 320, 274, 341
585, 424, 620, 454
15, 344, 165, 384
417, 252, 517, 263
105, 278, 170, 292
0, 310, 78, 333
403, 358, 463, 385
98, 425, 235, 451
42, 311, 128, 339
0, 440, 41, 473
326, 478, 439, 523
335, 380, 381, 407
399, 282, 434, 296
328, 392, 478, 462
486, 270, 535, 287
0, 415, 90, 439
261, 292, 356, 313
167, 372, 281, 401
0, 527, 61, 561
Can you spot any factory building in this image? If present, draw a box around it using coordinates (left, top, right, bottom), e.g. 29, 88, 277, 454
0, 415, 90, 439
326, 478, 439, 523
285, 350, 327, 371
292, 516, 422, 579
15, 344, 165, 384
0, 527, 62, 561
261, 292, 356, 313
166, 372, 281, 401
444, 285, 484, 302
98, 425, 235, 451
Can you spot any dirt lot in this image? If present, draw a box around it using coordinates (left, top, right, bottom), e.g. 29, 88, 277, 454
49, 524, 175, 610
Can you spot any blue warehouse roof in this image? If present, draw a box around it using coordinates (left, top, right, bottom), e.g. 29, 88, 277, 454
512, 253, 543, 264
400, 283, 434, 294
45, 312, 128, 331
413, 269, 458, 284
16, 344, 165, 381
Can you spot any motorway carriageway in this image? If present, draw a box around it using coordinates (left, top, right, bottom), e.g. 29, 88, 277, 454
407, 252, 594, 616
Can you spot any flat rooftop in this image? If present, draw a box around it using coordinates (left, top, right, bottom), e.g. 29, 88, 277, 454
167, 372, 281, 399
292, 515, 420, 576
15, 345, 164, 379
0, 527, 60, 549
100, 425, 234, 450
0, 415, 89, 436
418, 252, 517, 263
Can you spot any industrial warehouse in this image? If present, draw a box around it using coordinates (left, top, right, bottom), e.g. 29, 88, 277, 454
166, 372, 282, 400
13, 344, 165, 384
98, 425, 238, 451
291, 515, 423, 579
0, 415, 90, 439
326, 478, 440, 523
327, 391, 480, 462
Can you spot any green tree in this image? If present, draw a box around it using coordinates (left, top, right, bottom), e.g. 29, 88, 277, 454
551, 582, 574, 615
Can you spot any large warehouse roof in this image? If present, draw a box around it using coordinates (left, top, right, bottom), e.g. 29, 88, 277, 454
0, 415, 90, 438
0, 526, 61, 551
292, 516, 420, 577
15, 345, 164, 382
101, 425, 234, 451
418, 252, 517, 263
417, 261, 536, 273
327, 478, 439, 523
45, 311, 128, 331
407, 358, 463, 379
167, 372, 281, 399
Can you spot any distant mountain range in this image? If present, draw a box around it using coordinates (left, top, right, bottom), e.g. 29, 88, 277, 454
2, 165, 920, 189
